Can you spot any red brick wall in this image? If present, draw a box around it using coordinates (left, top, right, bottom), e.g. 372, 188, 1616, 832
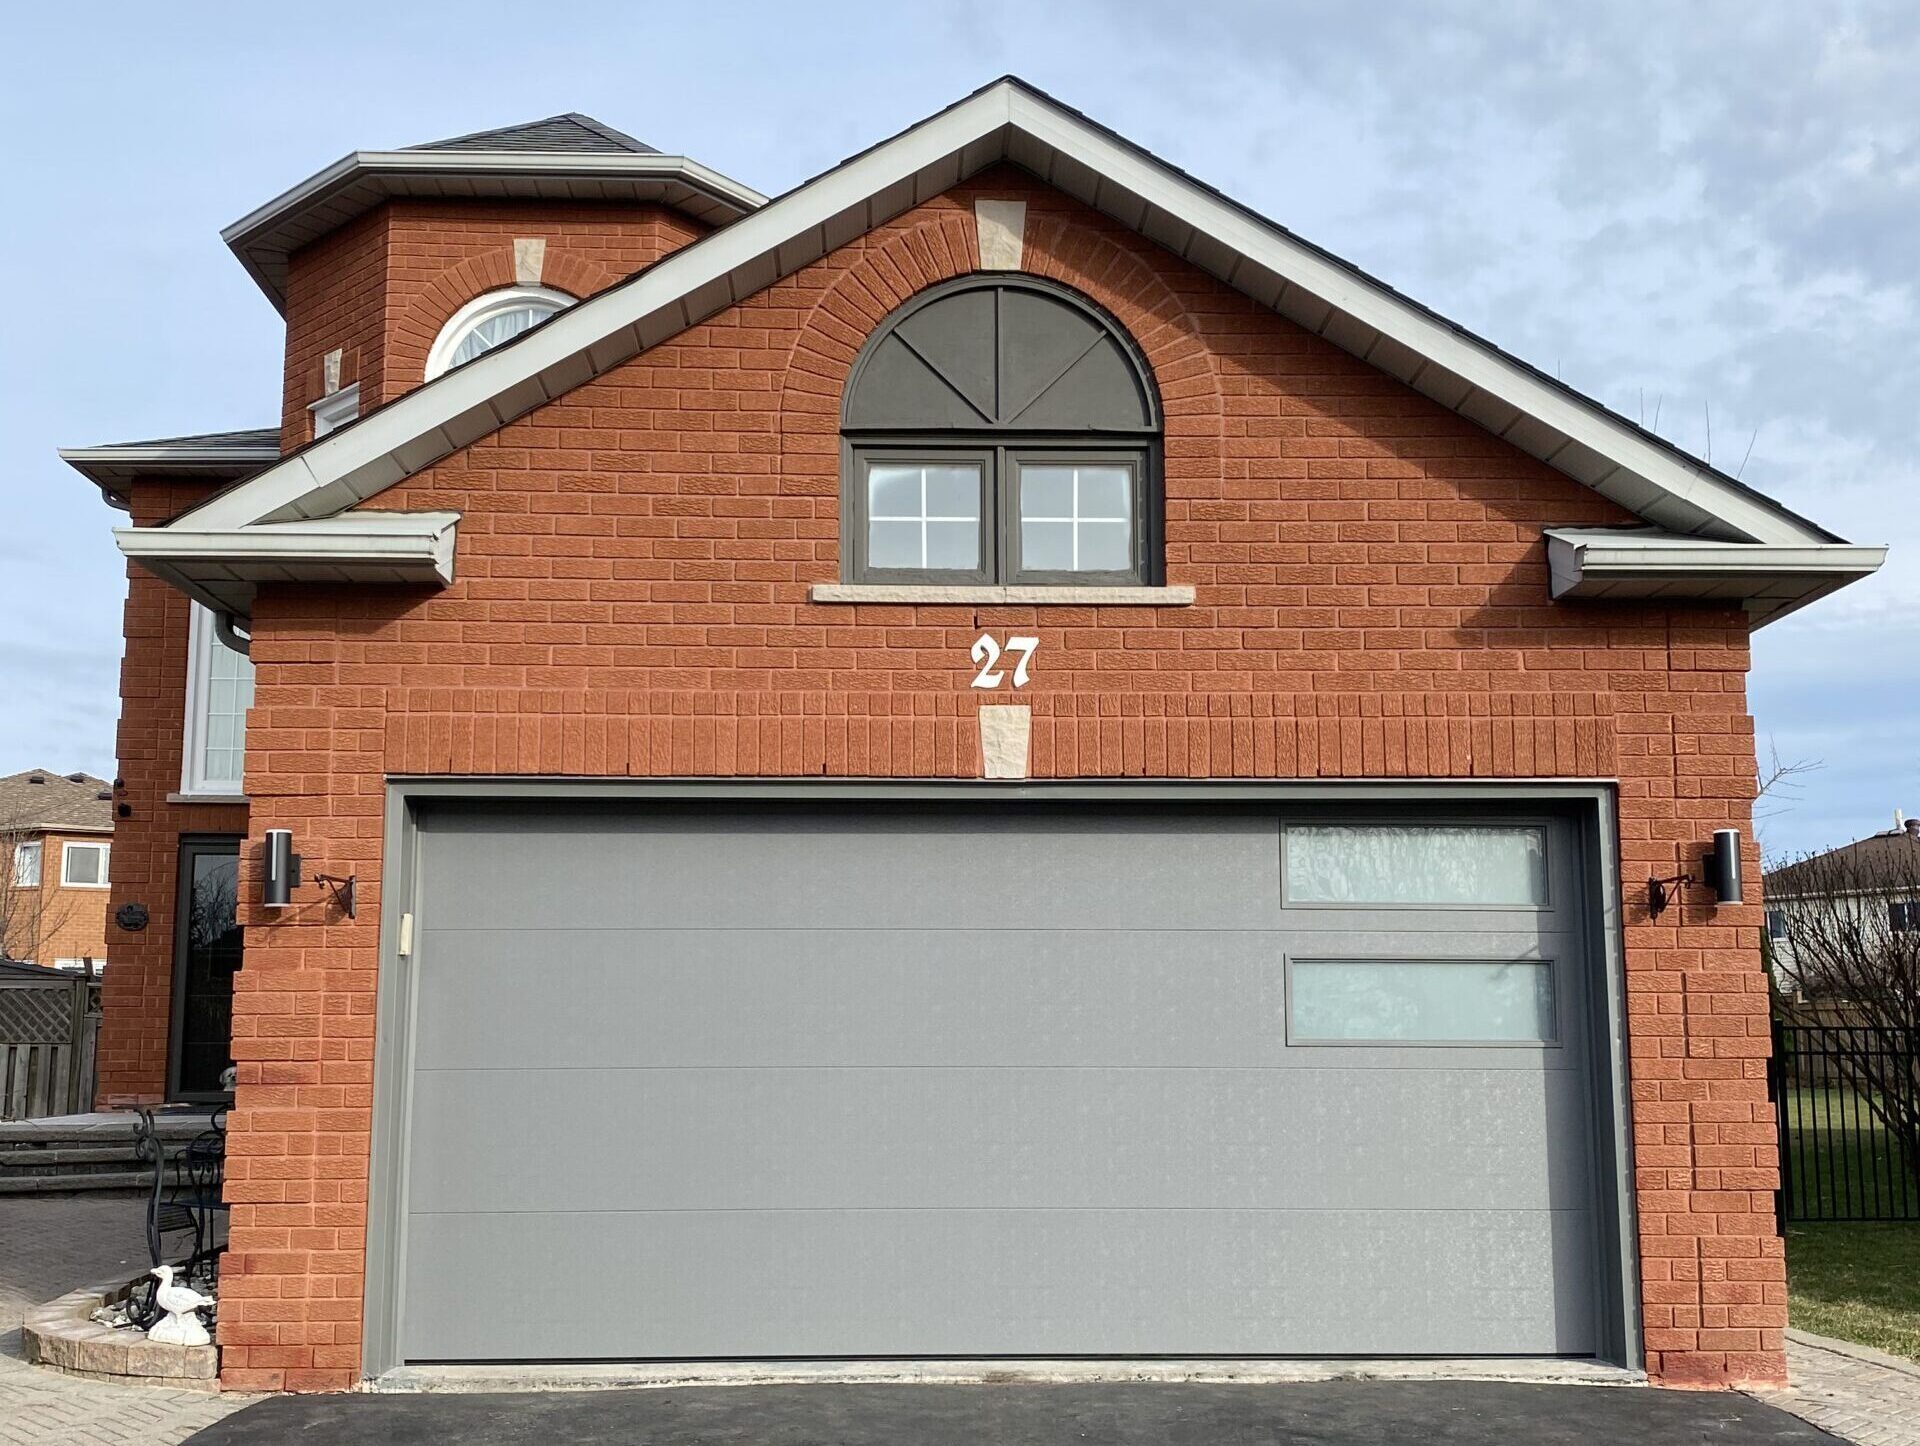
203, 167, 1781, 1390
99, 479, 248, 1106
280, 200, 707, 448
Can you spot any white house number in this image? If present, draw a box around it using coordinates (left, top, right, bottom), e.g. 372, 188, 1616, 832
970, 633, 1038, 689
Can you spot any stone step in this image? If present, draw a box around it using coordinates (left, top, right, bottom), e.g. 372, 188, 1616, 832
0, 1144, 145, 1167
0, 1170, 152, 1194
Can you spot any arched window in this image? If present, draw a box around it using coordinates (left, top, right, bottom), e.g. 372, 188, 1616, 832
841, 276, 1161, 586
425, 285, 575, 380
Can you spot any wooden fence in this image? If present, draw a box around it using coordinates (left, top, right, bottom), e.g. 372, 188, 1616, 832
0, 970, 100, 1120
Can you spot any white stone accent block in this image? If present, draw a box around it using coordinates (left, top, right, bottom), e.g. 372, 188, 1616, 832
979, 704, 1032, 779
322, 348, 342, 395
974, 199, 1026, 270
514, 237, 547, 285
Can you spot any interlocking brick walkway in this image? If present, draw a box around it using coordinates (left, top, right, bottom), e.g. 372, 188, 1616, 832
1750, 1331, 1920, 1446
0, 1195, 245, 1444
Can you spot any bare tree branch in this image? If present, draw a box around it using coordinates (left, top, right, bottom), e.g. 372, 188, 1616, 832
1771, 841, 1920, 1196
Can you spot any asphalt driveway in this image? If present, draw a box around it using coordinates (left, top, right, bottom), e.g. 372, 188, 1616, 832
187, 1380, 1842, 1444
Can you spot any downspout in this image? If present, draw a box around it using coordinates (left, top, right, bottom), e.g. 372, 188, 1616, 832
212, 610, 252, 657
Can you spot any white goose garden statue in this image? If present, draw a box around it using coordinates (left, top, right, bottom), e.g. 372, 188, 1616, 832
147, 1265, 215, 1346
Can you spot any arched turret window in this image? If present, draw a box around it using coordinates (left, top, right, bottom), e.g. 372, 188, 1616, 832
425, 285, 575, 380
841, 277, 1161, 586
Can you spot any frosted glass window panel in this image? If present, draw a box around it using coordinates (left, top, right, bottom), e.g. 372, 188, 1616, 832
13, 841, 40, 887
1285, 824, 1547, 906
1291, 960, 1556, 1043
865, 462, 982, 571
1017, 462, 1134, 573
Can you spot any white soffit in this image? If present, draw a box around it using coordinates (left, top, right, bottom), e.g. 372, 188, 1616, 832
178, 79, 1852, 559
1545, 528, 1887, 627
114, 512, 460, 618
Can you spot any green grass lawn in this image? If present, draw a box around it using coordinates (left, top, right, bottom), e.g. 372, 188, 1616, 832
1779, 1083, 1920, 1359
1779, 1086, 1917, 1221
1787, 1223, 1920, 1360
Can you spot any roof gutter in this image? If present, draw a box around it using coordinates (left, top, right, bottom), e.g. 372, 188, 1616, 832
1545, 529, 1888, 626
114, 511, 461, 620
222, 151, 769, 311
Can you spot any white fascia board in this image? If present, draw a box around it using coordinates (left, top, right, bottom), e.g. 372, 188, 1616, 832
58, 442, 280, 471
115, 511, 460, 589
222, 151, 770, 310
177, 81, 1839, 554
220, 152, 767, 250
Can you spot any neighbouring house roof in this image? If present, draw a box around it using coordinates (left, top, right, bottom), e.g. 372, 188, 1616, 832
221, 115, 766, 313
60, 428, 280, 511
0, 770, 114, 836
109, 77, 1886, 623
412, 113, 658, 155
1766, 828, 1920, 898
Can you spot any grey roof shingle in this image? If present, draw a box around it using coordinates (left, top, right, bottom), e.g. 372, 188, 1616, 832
78, 428, 279, 452
410, 114, 657, 155
0, 770, 114, 835
1765, 828, 1920, 895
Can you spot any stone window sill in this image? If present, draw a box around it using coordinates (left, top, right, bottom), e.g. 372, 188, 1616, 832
167, 792, 249, 806
809, 584, 1195, 605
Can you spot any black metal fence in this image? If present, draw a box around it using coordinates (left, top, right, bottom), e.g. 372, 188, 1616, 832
1772, 1020, 1919, 1224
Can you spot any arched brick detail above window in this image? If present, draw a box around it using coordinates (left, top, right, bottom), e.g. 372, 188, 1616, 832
389, 248, 619, 395
776, 199, 1225, 572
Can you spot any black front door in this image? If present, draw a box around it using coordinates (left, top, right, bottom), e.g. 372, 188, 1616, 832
169, 836, 242, 1101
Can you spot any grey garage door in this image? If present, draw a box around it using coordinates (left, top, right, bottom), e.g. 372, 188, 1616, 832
392, 801, 1610, 1362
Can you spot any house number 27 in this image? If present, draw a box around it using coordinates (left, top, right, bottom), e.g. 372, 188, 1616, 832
970, 634, 1038, 689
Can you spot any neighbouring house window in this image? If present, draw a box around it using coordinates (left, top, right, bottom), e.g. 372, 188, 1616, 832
60, 841, 109, 888
424, 285, 574, 380
309, 382, 360, 438
181, 603, 255, 796
1890, 900, 1920, 933
1765, 907, 1789, 940
841, 277, 1161, 586
53, 958, 101, 974
12, 840, 40, 887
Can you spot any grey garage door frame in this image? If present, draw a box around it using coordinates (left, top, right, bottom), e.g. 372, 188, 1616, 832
361, 778, 1640, 1380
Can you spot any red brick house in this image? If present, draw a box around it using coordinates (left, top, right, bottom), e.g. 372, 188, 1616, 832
64, 82, 1884, 1393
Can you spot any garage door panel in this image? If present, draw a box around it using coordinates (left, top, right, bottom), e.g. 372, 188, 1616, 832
406, 1064, 1594, 1214
414, 928, 1580, 1073
419, 807, 1283, 932
413, 928, 1294, 1070
396, 802, 1611, 1363
401, 1206, 1597, 1360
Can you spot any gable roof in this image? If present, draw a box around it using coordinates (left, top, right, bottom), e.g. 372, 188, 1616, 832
412, 113, 657, 155
124, 77, 1884, 622
0, 770, 114, 835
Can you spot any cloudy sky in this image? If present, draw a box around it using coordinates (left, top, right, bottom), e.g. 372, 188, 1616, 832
2, 1, 1911, 856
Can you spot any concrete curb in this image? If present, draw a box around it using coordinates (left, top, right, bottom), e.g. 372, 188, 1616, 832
1787, 1327, 1920, 1382
21, 1278, 219, 1392
372, 1357, 1648, 1395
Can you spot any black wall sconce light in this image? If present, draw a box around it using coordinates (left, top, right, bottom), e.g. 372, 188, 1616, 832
261, 828, 356, 918
1648, 828, 1744, 918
